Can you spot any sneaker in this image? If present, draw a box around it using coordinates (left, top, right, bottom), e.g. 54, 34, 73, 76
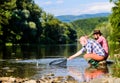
88, 59, 99, 68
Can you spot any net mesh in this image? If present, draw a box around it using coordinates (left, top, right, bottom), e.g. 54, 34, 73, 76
49, 58, 67, 68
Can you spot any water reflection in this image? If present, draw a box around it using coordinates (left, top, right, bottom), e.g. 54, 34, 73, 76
0, 60, 36, 78
0, 44, 78, 59
68, 65, 109, 82
67, 58, 109, 82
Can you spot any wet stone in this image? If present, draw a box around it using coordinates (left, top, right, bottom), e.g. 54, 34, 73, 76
0, 76, 120, 83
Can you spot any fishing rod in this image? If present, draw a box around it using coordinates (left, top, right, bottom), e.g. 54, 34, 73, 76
71, 22, 93, 38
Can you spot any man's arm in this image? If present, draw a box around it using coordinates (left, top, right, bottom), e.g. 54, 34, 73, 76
67, 50, 82, 60
67, 47, 85, 60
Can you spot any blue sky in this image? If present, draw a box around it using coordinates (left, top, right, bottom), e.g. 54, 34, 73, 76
34, 0, 114, 16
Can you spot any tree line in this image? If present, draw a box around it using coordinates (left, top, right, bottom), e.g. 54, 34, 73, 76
0, 0, 77, 45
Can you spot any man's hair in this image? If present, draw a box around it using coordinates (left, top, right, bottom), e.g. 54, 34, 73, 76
93, 30, 102, 35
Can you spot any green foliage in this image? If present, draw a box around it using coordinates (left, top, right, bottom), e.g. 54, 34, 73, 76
28, 21, 36, 29
0, 0, 77, 44
110, 0, 120, 42
0, 0, 16, 25
93, 21, 118, 44
0, 0, 16, 44
94, 22, 112, 39
71, 17, 108, 37
110, 0, 118, 2
21, 9, 30, 19
42, 16, 77, 44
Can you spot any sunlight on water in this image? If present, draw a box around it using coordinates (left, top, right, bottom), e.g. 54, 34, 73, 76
12, 58, 109, 82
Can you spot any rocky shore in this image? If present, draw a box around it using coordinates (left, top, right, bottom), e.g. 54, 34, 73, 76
0, 75, 78, 83
0, 59, 119, 83
0, 75, 120, 83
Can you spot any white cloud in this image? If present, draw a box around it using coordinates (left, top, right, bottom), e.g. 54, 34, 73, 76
34, 0, 115, 16
37, 0, 64, 6
54, 2, 115, 16
43, 1, 53, 5
34, 1, 53, 6
56, 0, 64, 4
80, 2, 114, 14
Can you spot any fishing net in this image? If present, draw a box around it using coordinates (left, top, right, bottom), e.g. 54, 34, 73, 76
49, 58, 67, 68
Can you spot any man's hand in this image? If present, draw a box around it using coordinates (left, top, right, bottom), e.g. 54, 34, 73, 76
67, 55, 75, 60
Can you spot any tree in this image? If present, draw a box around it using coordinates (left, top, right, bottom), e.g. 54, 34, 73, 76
0, 0, 16, 44
4, 0, 43, 44
40, 13, 77, 44
0, 0, 77, 44
110, 0, 120, 42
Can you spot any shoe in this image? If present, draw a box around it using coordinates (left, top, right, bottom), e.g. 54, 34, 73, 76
88, 59, 99, 68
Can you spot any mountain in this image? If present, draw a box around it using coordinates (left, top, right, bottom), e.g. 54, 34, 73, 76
56, 13, 110, 22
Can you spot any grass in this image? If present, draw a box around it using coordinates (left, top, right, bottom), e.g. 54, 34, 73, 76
109, 53, 120, 77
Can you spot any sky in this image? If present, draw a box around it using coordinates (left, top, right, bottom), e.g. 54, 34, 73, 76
34, 0, 114, 16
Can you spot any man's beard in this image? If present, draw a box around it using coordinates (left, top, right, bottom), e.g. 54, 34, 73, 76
95, 38, 98, 40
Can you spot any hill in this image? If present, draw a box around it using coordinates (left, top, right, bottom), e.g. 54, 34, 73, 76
56, 13, 110, 22
71, 17, 108, 36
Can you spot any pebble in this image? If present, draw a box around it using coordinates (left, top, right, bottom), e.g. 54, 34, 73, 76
0, 76, 120, 83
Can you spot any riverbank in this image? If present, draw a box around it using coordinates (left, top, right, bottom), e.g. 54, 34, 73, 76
0, 75, 120, 83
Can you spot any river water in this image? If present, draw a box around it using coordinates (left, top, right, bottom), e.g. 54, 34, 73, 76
0, 43, 119, 82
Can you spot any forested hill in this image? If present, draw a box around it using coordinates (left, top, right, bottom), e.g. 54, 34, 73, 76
71, 17, 108, 36
56, 13, 110, 22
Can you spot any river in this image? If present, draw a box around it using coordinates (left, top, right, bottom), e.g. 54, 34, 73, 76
0, 43, 120, 82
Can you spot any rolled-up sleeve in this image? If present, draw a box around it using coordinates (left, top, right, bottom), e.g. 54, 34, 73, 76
79, 46, 86, 54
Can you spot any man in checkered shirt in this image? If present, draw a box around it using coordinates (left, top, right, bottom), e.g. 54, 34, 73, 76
68, 36, 107, 61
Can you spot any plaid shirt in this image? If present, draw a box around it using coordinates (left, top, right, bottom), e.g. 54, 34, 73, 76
80, 39, 105, 56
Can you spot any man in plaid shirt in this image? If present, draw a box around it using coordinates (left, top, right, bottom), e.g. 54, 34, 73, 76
68, 36, 107, 61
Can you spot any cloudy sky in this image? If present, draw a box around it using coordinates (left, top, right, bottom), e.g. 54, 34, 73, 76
34, 0, 114, 16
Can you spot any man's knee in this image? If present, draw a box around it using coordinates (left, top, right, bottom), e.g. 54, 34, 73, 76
84, 54, 90, 59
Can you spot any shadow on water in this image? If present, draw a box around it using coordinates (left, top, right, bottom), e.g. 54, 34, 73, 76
0, 44, 78, 59
0, 43, 119, 82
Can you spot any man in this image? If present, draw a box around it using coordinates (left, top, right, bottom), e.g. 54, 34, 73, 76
93, 30, 109, 60
68, 36, 106, 67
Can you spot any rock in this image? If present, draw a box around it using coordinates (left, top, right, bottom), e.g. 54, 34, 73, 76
86, 77, 120, 83
15, 78, 29, 82
89, 78, 108, 83
52, 76, 65, 83
0, 77, 9, 81
0, 77, 15, 83
114, 78, 120, 83
65, 75, 78, 83
24, 80, 36, 83
106, 77, 120, 83
1, 76, 120, 83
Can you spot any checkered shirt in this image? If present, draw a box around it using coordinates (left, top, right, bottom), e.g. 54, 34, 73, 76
80, 39, 105, 56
